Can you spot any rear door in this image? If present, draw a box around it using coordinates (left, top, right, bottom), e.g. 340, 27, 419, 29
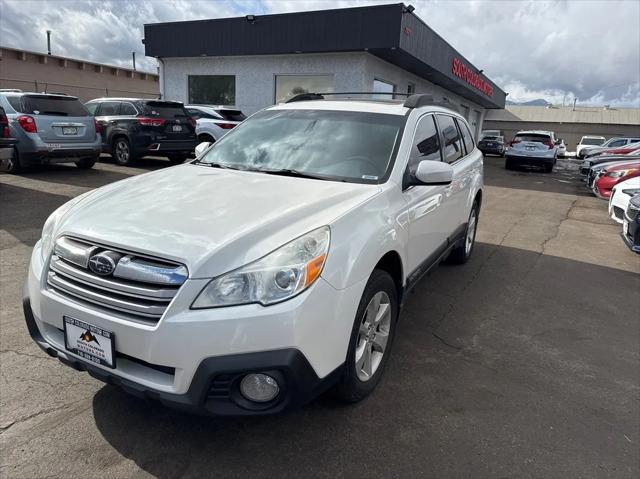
94, 101, 122, 148
436, 114, 474, 235
21, 95, 95, 144
140, 101, 195, 141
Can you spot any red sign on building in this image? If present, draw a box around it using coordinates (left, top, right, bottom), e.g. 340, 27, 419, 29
452, 58, 494, 98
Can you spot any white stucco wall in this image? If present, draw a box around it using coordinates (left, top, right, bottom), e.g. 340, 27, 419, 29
160, 51, 487, 135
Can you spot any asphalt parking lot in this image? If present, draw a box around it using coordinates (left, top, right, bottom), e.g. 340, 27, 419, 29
1, 155, 639, 478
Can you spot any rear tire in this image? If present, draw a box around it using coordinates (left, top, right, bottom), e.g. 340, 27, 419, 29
75, 157, 96, 169
447, 200, 479, 265
5, 147, 23, 174
111, 137, 134, 166
334, 269, 398, 403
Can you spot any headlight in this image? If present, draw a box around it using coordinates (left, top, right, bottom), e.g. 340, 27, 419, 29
40, 192, 92, 261
606, 170, 629, 178
192, 226, 330, 308
622, 188, 640, 197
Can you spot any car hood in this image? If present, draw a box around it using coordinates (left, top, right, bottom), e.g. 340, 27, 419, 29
56, 164, 381, 278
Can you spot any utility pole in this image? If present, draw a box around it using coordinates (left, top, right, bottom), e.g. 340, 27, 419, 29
132, 52, 136, 71
46, 30, 52, 55
572, 98, 577, 111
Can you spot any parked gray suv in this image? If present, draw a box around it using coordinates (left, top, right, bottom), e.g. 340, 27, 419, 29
0, 91, 101, 173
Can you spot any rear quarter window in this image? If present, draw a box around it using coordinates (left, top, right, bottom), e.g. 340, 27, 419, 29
21, 96, 88, 116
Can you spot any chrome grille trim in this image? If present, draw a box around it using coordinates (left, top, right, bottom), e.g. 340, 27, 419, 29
47, 236, 188, 322
49, 256, 177, 300
48, 272, 168, 318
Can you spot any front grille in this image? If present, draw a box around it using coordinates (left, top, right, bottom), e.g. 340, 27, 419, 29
47, 236, 187, 323
626, 204, 640, 222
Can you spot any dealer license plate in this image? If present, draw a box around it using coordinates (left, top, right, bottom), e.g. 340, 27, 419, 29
62, 126, 78, 135
64, 317, 116, 368
172, 125, 182, 132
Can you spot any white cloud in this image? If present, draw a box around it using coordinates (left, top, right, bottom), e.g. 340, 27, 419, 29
1, 0, 639, 106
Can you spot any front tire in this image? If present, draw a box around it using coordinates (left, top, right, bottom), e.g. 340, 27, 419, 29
335, 269, 398, 403
447, 200, 479, 265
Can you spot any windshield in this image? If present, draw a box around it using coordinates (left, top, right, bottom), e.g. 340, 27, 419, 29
196, 109, 404, 183
582, 138, 605, 146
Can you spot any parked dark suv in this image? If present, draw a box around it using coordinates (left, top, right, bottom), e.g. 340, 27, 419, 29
85, 98, 197, 166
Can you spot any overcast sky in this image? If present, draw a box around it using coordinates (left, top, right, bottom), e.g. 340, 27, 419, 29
1, 0, 639, 106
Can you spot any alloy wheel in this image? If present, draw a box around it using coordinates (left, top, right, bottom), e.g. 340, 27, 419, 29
465, 208, 477, 255
355, 291, 391, 381
116, 141, 130, 163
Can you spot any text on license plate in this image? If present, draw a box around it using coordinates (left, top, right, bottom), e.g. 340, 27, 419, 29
62, 127, 78, 135
172, 125, 182, 132
64, 317, 116, 368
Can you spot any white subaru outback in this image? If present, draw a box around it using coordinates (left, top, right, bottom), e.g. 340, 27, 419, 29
24, 93, 483, 415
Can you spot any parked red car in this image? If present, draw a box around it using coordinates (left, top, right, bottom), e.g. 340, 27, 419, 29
589, 143, 640, 158
594, 161, 640, 199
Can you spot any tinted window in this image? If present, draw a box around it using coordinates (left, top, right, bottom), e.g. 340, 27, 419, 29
458, 118, 475, 153
20, 95, 88, 116
437, 115, 464, 163
97, 101, 120, 116
199, 109, 404, 184
216, 109, 246, 121
188, 75, 235, 104
6, 96, 22, 112
581, 138, 605, 146
142, 101, 188, 118
120, 102, 137, 115
407, 115, 441, 175
85, 103, 98, 115
514, 133, 551, 143
187, 108, 217, 120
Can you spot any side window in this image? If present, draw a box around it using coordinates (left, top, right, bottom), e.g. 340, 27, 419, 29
186, 108, 201, 119
609, 139, 626, 147
458, 118, 475, 154
96, 101, 119, 116
6, 96, 23, 112
407, 115, 442, 176
84, 103, 98, 115
436, 115, 465, 163
120, 102, 137, 116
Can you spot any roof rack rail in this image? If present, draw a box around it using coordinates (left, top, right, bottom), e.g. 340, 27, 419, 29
403, 94, 458, 112
285, 91, 413, 103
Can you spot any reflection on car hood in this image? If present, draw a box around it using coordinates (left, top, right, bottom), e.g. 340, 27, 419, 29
57, 164, 381, 277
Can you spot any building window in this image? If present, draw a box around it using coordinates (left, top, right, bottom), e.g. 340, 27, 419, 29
188, 75, 235, 105
373, 78, 395, 99
407, 82, 415, 95
274, 74, 333, 103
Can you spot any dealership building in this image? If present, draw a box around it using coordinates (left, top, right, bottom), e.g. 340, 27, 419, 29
143, 3, 505, 138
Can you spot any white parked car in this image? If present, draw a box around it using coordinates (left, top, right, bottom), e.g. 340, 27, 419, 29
24, 94, 483, 415
609, 176, 640, 224
576, 135, 605, 159
185, 105, 246, 144
556, 138, 567, 157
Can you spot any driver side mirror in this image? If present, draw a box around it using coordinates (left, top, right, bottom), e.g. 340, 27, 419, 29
195, 141, 212, 157
408, 160, 454, 187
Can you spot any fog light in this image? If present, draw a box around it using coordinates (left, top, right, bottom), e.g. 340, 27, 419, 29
240, 373, 279, 403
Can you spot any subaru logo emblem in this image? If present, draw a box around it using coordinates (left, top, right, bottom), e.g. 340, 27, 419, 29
88, 252, 117, 276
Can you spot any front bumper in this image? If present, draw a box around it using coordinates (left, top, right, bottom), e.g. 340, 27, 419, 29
24, 242, 361, 415
24, 292, 340, 415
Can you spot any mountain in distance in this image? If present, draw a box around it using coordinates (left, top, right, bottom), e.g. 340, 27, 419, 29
506, 99, 552, 106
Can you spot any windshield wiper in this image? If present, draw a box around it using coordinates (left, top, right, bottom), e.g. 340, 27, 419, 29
248, 168, 331, 181
192, 159, 243, 170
